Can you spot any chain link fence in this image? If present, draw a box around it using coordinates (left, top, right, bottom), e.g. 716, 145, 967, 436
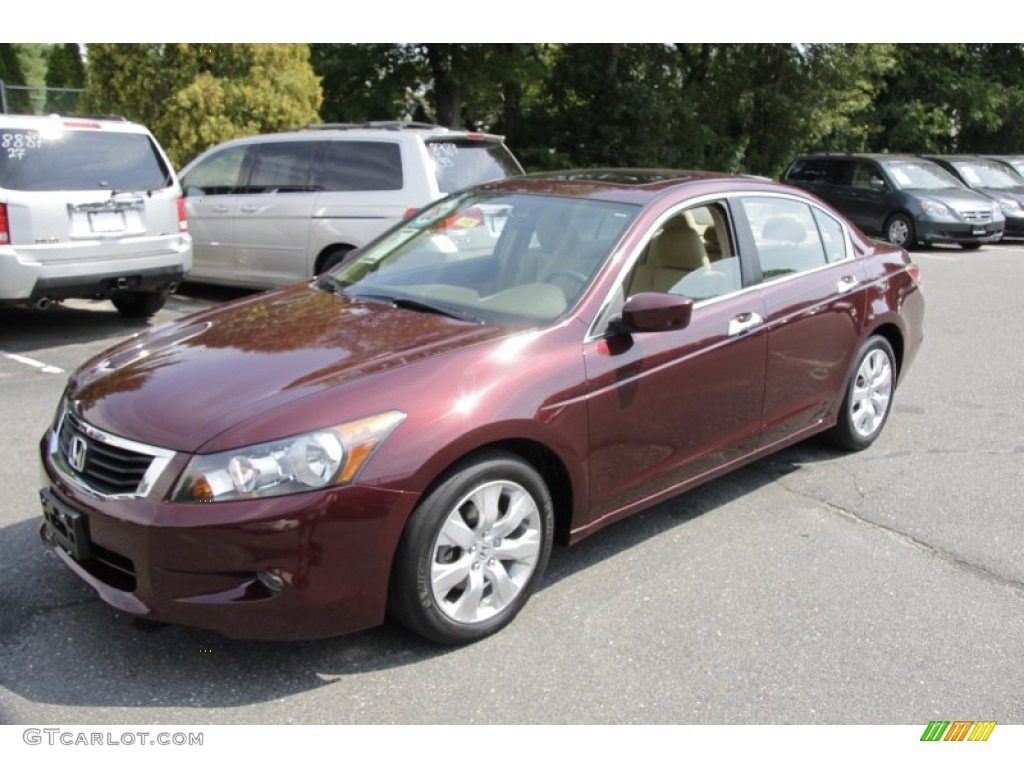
0, 81, 82, 115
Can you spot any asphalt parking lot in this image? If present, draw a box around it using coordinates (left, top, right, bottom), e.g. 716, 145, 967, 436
1, 246, 1022, 726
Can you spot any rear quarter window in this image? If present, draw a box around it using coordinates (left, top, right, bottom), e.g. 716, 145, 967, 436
0, 129, 171, 191
316, 141, 403, 191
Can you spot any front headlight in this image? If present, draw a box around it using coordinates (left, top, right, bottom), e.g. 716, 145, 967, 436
997, 197, 1022, 214
920, 199, 951, 217
172, 411, 406, 503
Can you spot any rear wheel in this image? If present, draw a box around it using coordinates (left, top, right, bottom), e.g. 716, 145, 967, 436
111, 291, 167, 318
317, 246, 353, 274
389, 451, 554, 644
826, 336, 896, 451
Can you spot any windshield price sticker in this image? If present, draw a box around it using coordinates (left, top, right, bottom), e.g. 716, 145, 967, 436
429, 142, 459, 168
2, 132, 44, 160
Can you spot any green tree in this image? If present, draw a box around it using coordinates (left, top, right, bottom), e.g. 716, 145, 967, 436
0, 43, 30, 113
46, 43, 85, 89
81, 43, 322, 166
871, 44, 1024, 154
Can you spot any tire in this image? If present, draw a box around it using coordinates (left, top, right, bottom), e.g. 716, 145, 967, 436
826, 336, 897, 451
884, 214, 915, 249
388, 450, 554, 644
111, 291, 167, 318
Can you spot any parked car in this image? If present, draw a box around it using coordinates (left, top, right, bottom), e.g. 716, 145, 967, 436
984, 155, 1024, 177
177, 122, 524, 289
39, 169, 924, 643
782, 153, 1003, 249
920, 154, 1024, 237
0, 113, 191, 316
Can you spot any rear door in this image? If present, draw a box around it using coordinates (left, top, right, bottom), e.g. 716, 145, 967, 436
234, 141, 320, 286
736, 195, 866, 447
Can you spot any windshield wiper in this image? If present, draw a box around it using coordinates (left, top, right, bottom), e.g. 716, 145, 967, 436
356, 292, 482, 323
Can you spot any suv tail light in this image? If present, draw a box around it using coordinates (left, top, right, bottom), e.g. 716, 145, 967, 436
177, 196, 188, 232
0, 203, 9, 245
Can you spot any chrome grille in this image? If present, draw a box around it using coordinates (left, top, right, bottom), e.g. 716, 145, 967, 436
961, 209, 993, 223
53, 410, 172, 497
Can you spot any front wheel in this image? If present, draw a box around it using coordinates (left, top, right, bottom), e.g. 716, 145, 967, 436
826, 336, 896, 451
885, 214, 915, 249
388, 451, 554, 644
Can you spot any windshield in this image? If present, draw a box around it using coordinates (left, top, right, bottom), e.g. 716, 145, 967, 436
326, 192, 639, 325
884, 161, 962, 191
952, 160, 1024, 189
0, 127, 172, 192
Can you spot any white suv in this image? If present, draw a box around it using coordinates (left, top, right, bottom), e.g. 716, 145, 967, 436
178, 122, 524, 288
0, 114, 192, 317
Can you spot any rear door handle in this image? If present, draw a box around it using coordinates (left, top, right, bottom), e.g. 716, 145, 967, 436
728, 312, 764, 337
836, 275, 860, 294
240, 205, 260, 213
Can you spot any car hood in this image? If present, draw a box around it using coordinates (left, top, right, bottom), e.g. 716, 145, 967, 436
68, 284, 517, 452
919, 188, 997, 211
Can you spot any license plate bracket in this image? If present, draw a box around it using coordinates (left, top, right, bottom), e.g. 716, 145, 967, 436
88, 210, 126, 233
40, 488, 92, 561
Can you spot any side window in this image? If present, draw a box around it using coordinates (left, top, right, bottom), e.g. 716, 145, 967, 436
851, 162, 884, 190
821, 159, 853, 186
626, 203, 742, 303
247, 141, 318, 193
316, 141, 403, 191
181, 145, 248, 196
740, 197, 828, 280
812, 208, 848, 263
786, 159, 823, 183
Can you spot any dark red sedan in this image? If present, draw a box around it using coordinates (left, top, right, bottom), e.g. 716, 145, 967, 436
39, 170, 924, 643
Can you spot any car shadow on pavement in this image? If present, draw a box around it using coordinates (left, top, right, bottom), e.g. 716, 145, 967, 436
0, 441, 846, 720
0, 283, 258, 355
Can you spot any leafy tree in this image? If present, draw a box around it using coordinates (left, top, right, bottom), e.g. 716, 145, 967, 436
46, 43, 86, 89
0, 43, 30, 113
870, 44, 1024, 154
81, 44, 322, 166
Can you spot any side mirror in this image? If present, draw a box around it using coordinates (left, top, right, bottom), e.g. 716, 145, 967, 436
610, 292, 693, 334
869, 177, 888, 191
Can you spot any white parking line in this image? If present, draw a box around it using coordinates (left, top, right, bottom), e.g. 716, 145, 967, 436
912, 253, 959, 262
1, 351, 65, 375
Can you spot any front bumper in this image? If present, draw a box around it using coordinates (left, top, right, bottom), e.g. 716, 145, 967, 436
916, 218, 1003, 245
39, 433, 418, 641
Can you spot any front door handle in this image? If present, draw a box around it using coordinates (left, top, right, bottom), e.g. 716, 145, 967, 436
728, 312, 764, 337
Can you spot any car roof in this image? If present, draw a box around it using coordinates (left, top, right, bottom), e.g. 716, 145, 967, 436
470, 168, 785, 205
205, 124, 509, 147
0, 113, 150, 134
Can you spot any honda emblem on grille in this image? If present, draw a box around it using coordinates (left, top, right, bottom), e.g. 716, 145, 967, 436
68, 435, 88, 473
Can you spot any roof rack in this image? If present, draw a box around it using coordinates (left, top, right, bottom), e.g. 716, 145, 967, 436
302, 121, 449, 132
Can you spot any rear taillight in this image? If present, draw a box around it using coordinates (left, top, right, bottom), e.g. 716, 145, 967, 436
907, 261, 921, 285
177, 196, 188, 232
0, 203, 9, 245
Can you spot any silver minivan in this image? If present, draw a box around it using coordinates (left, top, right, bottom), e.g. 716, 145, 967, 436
0, 114, 192, 316
178, 123, 524, 288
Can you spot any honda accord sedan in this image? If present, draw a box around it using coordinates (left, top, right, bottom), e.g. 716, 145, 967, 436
39, 170, 925, 644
